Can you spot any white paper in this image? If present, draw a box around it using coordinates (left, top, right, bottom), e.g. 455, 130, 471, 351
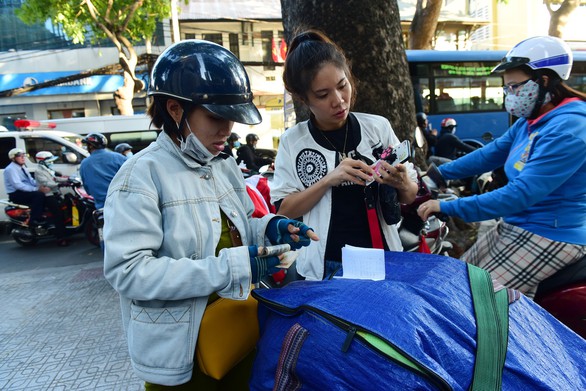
276, 251, 298, 269
338, 245, 385, 281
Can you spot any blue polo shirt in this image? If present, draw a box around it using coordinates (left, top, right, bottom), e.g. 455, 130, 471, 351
80, 149, 127, 209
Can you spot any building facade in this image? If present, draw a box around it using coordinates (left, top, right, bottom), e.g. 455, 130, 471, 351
0, 0, 584, 148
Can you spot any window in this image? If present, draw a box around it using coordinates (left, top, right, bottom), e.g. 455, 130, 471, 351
261, 30, 275, 70
48, 109, 85, 119
229, 33, 240, 58
0, 137, 17, 168
107, 130, 158, 152
23, 137, 84, 165
203, 33, 223, 46
413, 61, 504, 114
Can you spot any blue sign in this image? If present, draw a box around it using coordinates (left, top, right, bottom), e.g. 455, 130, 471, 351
0, 72, 149, 96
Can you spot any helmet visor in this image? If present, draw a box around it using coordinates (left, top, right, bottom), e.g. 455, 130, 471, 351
202, 102, 262, 125
491, 56, 530, 74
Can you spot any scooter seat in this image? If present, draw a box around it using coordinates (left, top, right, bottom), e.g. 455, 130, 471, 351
535, 255, 586, 297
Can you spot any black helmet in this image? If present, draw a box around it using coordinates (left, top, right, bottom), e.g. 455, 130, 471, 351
228, 132, 240, 142
82, 133, 107, 149
114, 143, 133, 154
245, 133, 259, 144
148, 40, 261, 125
415, 112, 427, 127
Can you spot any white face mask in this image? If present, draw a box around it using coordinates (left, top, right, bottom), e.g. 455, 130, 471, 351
124, 152, 133, 157
178, 120, 215, 164
505, 80, 551, 118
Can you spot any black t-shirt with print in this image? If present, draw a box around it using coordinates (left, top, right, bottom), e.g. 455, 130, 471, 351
308, 114, 387, 263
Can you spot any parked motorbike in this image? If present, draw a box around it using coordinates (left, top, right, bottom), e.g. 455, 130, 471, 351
426, 161, 586, 339
399, 171, 453, 255
1, 177, 100, 247
534, 255, 586, 339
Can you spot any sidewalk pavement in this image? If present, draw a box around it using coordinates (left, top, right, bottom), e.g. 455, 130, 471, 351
0, 260, 144, 390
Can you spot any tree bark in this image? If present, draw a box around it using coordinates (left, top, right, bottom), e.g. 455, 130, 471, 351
545, 0, 580, 38
113, 35, 145, 115
280, 0, 418, 157
409, 0, 443, 49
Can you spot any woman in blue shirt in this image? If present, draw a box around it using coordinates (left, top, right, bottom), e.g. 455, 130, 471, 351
418, 36, 586, 298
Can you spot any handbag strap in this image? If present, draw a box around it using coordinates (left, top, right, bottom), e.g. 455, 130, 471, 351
225, 215, 243, 247
364, 185, 384, 249
467, 263, 509, 391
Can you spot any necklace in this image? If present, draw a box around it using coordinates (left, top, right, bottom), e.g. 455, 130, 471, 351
319, 121, 349, 160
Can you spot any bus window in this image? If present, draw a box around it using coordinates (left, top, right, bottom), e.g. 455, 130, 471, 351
108, 130, 158, 152
432, 75, 503, 113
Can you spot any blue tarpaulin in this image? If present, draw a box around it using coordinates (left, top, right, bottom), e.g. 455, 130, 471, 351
251, 252, 586, 390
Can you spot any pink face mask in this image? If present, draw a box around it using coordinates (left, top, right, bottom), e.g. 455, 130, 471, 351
504, 80, 551, 118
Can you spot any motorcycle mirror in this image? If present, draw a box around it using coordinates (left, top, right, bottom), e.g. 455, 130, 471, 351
425, 162, 448, 189
414, 126, 426, 149
481, 132, 494, 142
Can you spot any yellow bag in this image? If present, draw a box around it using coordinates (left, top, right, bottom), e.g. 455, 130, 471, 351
196, 294, 259, 380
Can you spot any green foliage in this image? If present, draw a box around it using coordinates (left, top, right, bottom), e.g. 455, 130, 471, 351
16, 0, 172, 45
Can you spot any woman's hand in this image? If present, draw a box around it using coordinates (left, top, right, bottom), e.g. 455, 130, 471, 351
417, 200, 441, 221
373, 161, 410, 191
325, 158, 374, 187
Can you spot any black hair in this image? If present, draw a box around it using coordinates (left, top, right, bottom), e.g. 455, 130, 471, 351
283, 29, 357, 106
147, 96, 196, 138
516, 65, 586, 106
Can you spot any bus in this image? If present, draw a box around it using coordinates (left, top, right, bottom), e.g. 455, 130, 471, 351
40, 114, 158, 153
406, 50, 586, 147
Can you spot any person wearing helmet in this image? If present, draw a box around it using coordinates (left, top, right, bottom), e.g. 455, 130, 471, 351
236, 133, 273, 173
434, 117, 476, 161
416, 111, 437, 159
3, 148, 50, 227
114, 142, 133, 157
34, 151, 69, 246
79, 132, 126, 209
225, 132, 241, 158
102, 39, 318, 388
418, 36, 586, 298
271, 30, 418, 281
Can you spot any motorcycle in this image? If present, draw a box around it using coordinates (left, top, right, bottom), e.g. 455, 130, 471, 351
534, 255, 586, 339
1, 177, 100, 247
425, 161, 586, 339
398, 172, 453, 255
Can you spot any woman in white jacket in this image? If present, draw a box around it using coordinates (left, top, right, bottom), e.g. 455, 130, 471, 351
103, 40, 317, 389
271, 30, 418, 280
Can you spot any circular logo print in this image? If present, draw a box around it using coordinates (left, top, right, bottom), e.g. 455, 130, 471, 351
296, 149, 328, 188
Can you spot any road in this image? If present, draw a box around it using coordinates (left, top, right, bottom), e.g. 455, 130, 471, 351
0, 229, 104, 273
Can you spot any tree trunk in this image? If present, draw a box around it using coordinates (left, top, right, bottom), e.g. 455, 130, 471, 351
114, 71, 136, 115
409, 0, 443, 49
546, 0, 580, 38
280, 0, 417, 149
113, 33, 145, 116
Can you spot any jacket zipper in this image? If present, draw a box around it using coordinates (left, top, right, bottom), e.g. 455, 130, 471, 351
253, 292, 452, 391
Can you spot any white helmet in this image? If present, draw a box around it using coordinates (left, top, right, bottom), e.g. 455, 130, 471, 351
492, 36, 573, 80
440, 118, 457, 128
35, 151, 58, 165
8, 148, 25, 160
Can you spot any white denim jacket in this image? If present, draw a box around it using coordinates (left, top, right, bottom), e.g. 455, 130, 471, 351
104, 131, 274, 386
